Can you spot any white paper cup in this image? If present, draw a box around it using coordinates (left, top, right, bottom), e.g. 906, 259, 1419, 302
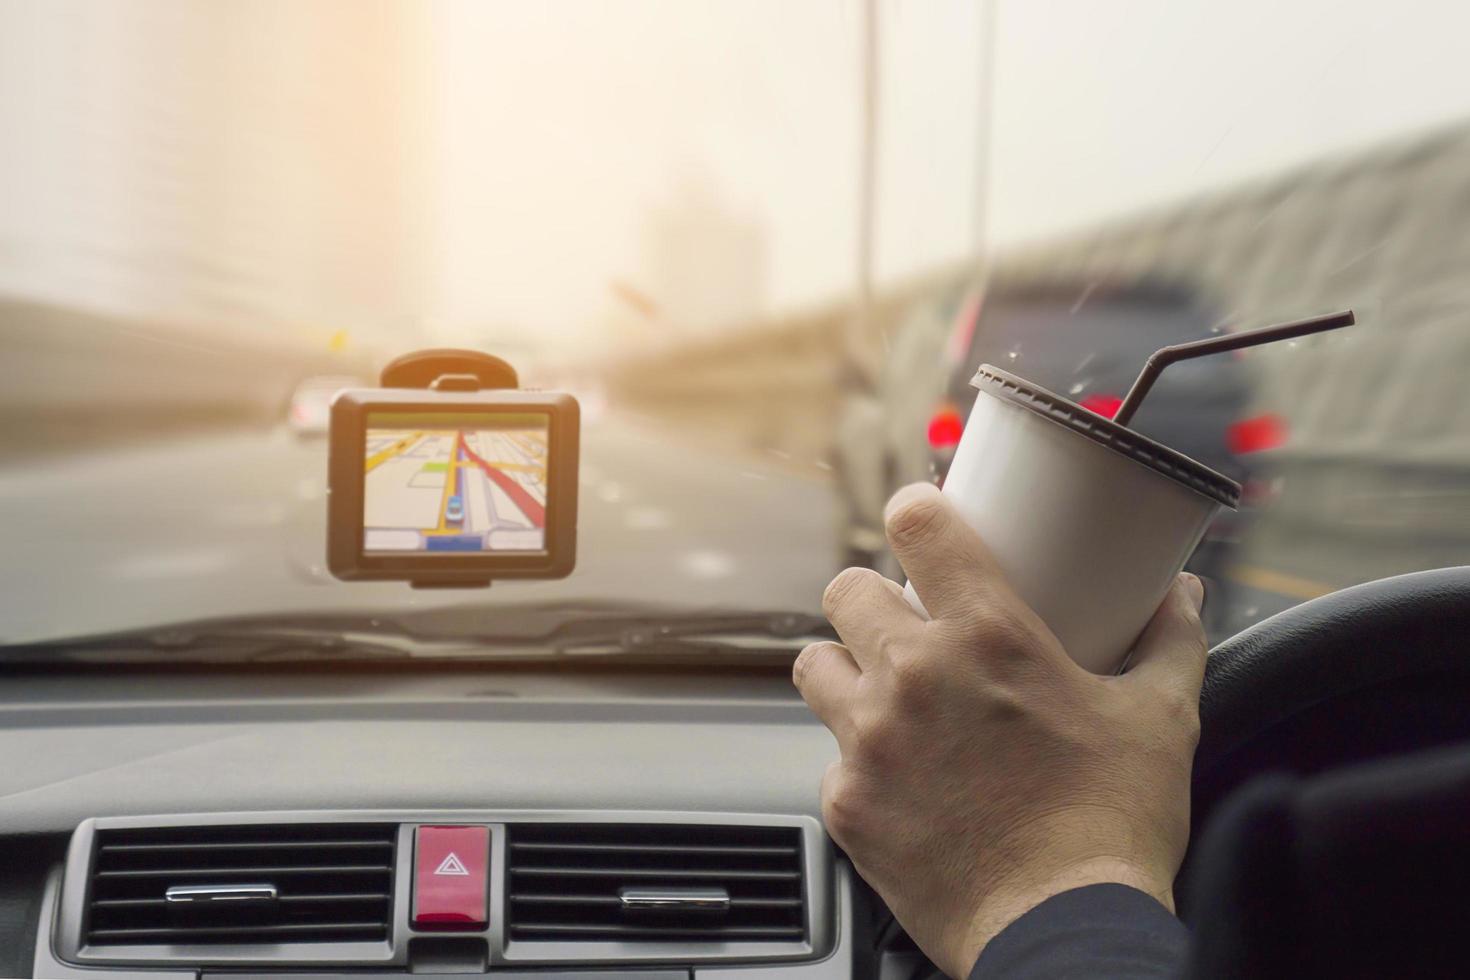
902, 364, 1241, 674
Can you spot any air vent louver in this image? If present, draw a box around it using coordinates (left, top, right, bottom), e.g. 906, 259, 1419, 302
84, 824, 395, 946
507, 824, 806, 943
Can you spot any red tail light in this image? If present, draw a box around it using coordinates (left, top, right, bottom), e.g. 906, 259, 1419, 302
927, 406, 964, 449
1078, 393, 1123, 420
1228, 413, 1287, 454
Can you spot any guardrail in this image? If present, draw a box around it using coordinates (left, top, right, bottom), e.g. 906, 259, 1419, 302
596, 265, 972, 463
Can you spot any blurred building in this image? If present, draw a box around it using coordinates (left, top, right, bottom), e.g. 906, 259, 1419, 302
0, 1, 421, 450
605, 121, 1470, 587
988, 123, 1470, 575
0, 0, 432, 342
636, 170, 769, 335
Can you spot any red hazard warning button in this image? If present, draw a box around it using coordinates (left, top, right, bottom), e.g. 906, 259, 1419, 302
413, 825, 489, 929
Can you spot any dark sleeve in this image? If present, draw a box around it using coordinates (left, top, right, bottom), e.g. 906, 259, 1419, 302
968, 884, 1188, 980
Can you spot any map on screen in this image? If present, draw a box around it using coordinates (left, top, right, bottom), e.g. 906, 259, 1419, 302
362, 412, 548, 553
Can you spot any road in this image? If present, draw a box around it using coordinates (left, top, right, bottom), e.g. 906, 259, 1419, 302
0, 415, 1322, 648
0, 419, 842, 645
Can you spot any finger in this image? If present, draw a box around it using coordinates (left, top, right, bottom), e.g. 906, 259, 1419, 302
822, 566, 923, 669
1123, 574, 1208, 700
793, 641, 861, 737
883, 482, 1006, 621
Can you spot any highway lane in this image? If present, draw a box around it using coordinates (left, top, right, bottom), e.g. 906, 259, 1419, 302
0, 418, 843, 645
0, 416, 1333, 649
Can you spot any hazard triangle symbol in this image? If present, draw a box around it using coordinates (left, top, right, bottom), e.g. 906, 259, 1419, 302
434, 852, 470, 876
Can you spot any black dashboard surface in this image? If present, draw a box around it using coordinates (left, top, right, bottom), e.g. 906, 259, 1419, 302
0, 665, 839, 837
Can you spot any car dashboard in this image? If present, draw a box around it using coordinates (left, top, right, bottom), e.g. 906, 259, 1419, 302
0, 665, 921, 980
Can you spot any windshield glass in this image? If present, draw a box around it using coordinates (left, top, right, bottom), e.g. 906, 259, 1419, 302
3, 1, 1468, 649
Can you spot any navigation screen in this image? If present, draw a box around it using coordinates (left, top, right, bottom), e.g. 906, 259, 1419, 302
362, 412, 549, 553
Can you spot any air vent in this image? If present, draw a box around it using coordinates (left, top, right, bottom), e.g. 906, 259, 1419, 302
84, 823, 395, 946
507, 824, 806, 943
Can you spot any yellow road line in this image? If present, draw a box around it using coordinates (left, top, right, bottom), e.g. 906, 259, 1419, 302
1227, 563, 1337, 601
435, 433, 460, 532
364, 431, 424, 473
508, 431, 546, 456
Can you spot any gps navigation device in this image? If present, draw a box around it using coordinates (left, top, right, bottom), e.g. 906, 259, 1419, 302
326, 351, 579, 587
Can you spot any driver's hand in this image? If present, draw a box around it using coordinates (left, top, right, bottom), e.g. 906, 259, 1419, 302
794, 482, 1207, 978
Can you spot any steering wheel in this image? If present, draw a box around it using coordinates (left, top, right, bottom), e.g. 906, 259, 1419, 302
1183, 565, 1470, 887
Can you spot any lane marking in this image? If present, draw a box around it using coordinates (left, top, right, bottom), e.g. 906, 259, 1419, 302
1226, 563, 1337, 601
363, 431, 423, 473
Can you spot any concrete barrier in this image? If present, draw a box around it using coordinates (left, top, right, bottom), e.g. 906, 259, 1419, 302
0, 296, 377, 456
596, 265, 973, 465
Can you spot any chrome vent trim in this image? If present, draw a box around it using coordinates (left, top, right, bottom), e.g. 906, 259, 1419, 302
506, 823, 807, 942
83, 823, 395, 947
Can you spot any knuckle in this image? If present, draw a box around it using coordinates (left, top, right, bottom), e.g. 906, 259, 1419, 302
820, 767, 865, 842
936, 600, 1031, 658
873, 626, 913, 670
1168, 693, 1202, 740
970, 669, 1040, 725
873, 626, 904, 660
884, 492, 947, 546
848, 704, 898, 763
1174, 610, 1203, 644
1163, 610, 1209, 671
793, 641, 845, 692
791, 643, 821, 688
887, 650, 938, 705
822, 567, 871, 618
1150, 680, 1201, 745
1184, 623, 1209, 659
1170, 591, 1208, 641
980, 676, 1029, 722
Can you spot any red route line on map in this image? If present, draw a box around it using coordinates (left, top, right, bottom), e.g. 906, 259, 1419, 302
459, 436, 546, 529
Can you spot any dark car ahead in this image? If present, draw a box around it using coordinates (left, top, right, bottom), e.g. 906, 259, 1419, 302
940, 283, 1287, 633
836, 280, 1286, 638
939, 284, 1248, 468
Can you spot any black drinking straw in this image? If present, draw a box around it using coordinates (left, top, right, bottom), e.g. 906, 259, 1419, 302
1113, 309, 1356, 427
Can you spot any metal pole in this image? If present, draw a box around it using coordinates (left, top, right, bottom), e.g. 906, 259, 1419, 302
851, 0, 880, 367
972, 0, 997, 261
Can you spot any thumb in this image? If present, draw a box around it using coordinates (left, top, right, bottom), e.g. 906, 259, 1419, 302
1123, 573, 1208, 700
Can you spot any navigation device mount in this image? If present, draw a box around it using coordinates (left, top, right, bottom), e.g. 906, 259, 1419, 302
326, 349, 579, 590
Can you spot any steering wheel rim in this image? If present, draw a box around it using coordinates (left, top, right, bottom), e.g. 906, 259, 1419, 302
1192, 565, 1470, 829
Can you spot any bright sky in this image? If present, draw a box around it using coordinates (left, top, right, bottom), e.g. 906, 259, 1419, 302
431, 0, 1470, 342
3, 1, 1470, 346
989, 0, 1470, 250
432, 0, 991, 337
430, 1, 870, 337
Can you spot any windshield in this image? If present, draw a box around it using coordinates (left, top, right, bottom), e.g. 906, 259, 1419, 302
2, 1, 1468, 650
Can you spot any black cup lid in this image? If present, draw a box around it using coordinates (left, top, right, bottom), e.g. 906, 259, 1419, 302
972, 364, 1242, 509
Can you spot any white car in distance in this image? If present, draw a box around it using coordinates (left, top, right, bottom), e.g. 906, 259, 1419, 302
286, 375, 368, 438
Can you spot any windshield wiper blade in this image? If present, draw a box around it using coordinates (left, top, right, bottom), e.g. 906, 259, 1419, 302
522, 611, 836, 649
0, 609, 837, 665
0, 626, 446, 665
452, 611, 838, 666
